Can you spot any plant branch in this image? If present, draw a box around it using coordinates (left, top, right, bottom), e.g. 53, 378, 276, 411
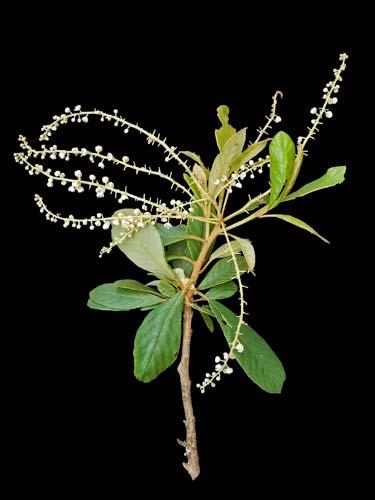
177, 225, 221, 479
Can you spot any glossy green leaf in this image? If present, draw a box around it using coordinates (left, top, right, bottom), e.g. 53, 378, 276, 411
206, 281, 238, 300
230, 139, 269, 174
283, 166, 346, 202
114, 279, 159, 295
210, 301, 286, 393
192, 304, 215, 316
134, 293, 184, 382
233, 237, 255, 272
262, 214, 329, 243
112, 210, 175, 280
209, 128, 247, 197
269, 131, 296, 204
89, 284, 164, 310
155, 223, 190, 246
215, 105, 237, 151
87, 298, 121, 312
157, 281, 176, 297
198, 256, 247, 290
187, 204, 204, 260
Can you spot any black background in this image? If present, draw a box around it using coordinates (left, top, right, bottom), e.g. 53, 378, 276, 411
3, 6, 360, 496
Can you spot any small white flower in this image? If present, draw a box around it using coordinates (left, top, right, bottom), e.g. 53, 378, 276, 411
235, 343, 244, 353
102, 176, 109, 184
107, 153, 113, 160
98, 161, 105, 168
310, 107, 317, 114
89, 174, 96, 181
274, 115, 282, 123
215, 356, 221, 363
65, 107, 71, 113
325, 110, 333, 118
74, 170, 82, 177
82, 116, 89, 123
95, 145, 103, 153
74, 105, 81, 111
122, 155, 129, 163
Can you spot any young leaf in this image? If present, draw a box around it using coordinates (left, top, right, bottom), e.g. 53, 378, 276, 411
200, 312, 215, 333
187, 204, 204, 260
215, 105, 237, 151
155, 223, 190, 246
192, 304, 215, 316
112, 210, 175, 281
134, 293, 184, 382
114, 279, 160, 295
283, 166, 346, 202
198, 256, 247, 290
180, 151, 209, 175
210, 301, 286, 394
209, 128, 247, 197
183, 173, 202, 200
232, 237, 255, 272
157, 281, 176, 297
262, 214, 329, 243
229, 139, 269, 174
89, 284, 164, 310
207, 240, 242, 263
269, 131, 296, 204
206, 281, 238, 300
87, 298, 121, 312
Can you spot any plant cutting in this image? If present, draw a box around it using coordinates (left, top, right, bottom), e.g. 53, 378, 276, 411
14, 53, 349, 480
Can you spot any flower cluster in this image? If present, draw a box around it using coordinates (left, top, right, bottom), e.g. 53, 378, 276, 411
299, 53, 348, 148
196, 342, 244, 393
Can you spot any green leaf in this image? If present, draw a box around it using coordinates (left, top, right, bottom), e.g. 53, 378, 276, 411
187, 204, 204, 260
209, 128, 247, 198
192, 304, 215, 316
215, 105, 237, 151
198, 256, 247, 290
232, 237, 256, 272
262, 214, 329, 243
157, 281, 176, 297
200, 311, 215, 333
112, 210, 175, 280
206, 281, 238, 300
155, 223, 190, 246
134, 293, 184, 382
114, 279, 159, 295
183, 173, 202, 200
230, 139, 269, 174
180, 151, 209, 176
87, 298, 121, 312
90, 284, 164, 311
283, 166, 346, 202
208, 240, 242, 263
166, 240, 193, 277
210, 301, 286, 393
269, 131, 296, 204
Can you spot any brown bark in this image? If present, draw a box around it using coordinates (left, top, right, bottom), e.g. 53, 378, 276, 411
177, 225, 221, 480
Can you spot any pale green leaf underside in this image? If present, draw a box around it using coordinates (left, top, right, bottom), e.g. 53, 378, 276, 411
283, 166, 346, 202
134, 293, 184, 382
208, 240, 242, 264
210, 301, 286, 393
87, 298, 121, 312
232, 237, 255, 272
112, 210, 175, 280
198, 256, 247, 290
89, 284, 164, 310
262, 214, 329, 243
269, 131, 296, 204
